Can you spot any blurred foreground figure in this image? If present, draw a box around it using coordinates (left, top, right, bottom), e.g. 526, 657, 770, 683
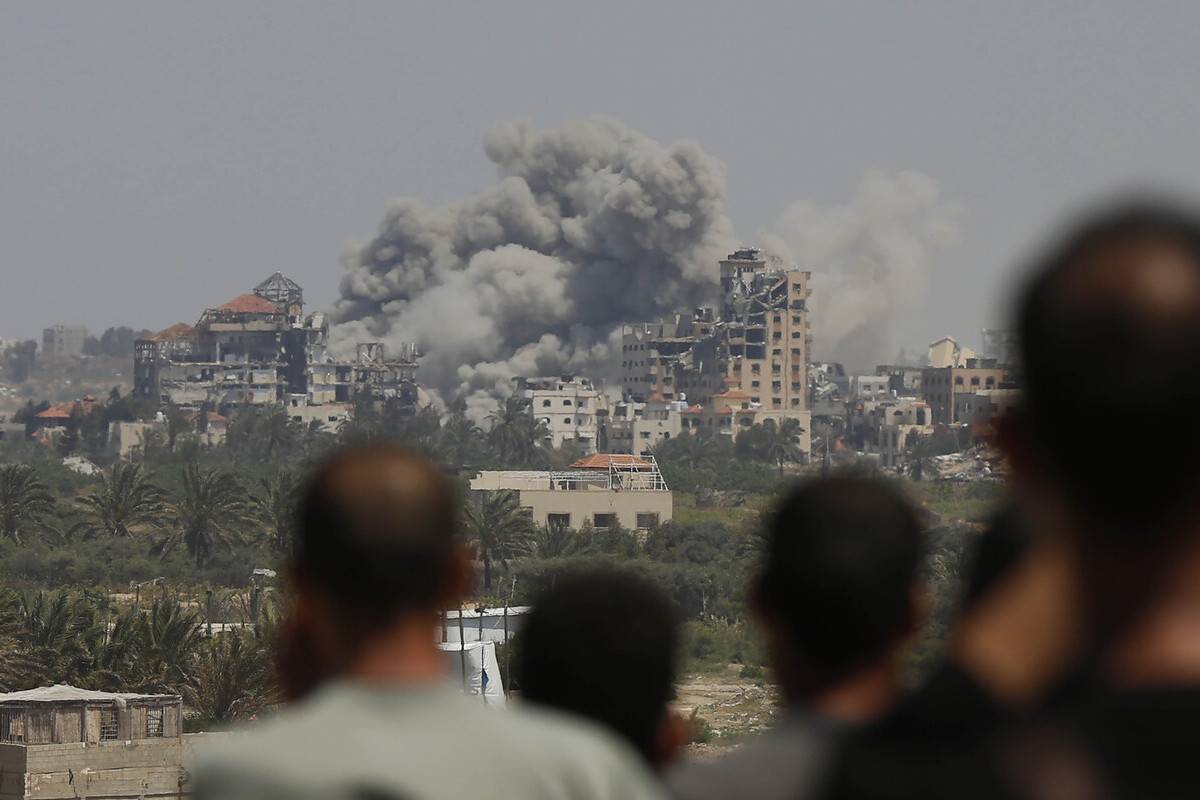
195, 445, 666, 800
518, 570, 685, 768
670, 477, 923, 800
827, 202, 1200, 799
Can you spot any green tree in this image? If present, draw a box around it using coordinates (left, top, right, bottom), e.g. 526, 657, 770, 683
164, 404, 191, 453
72, 462, 168, 539
156, 464, 249, 567
439, 401, 486, 467
138, 600, 203, 694
654, 429, 729, 470
0, 464, 55, 544
486, 396, 548, 466
185, 631, 274, 725
462, 490, 534, 591
757, 418, 806, 475
251, 470, 300, 554
522, 521, 590, 559
8, 591, 93, 685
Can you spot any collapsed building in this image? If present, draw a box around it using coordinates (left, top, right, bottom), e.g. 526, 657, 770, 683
134, 272, 422, 423
618, 248, 813, 453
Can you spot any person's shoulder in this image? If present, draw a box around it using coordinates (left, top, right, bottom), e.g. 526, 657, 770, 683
487, 703, 668, 797
193, 686, 353, 794
668, 718, 840, 800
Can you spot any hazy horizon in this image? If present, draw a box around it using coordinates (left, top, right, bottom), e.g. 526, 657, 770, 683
5, 2, 1200, 366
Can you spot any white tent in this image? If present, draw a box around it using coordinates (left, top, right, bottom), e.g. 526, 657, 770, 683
438, 640, 505, 707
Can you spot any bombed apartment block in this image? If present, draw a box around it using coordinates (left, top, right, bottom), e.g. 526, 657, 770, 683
620, 248, 813, 418
0, 684, 189, 799
520, 375, 607, 454
134, 272, 421, 417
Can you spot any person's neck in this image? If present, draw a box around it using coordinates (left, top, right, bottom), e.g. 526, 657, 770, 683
798, 659, 900, 725
1107, 540, 1200, 688
341, 616, 446, 687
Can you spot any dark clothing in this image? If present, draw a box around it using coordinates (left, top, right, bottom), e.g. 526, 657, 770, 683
822, 663, 1013, 800
826, 662, 1200, 800
668, 712, 849, 800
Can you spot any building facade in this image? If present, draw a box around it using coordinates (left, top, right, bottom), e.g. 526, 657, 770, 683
470, 454, 672, 531
521, 376, 605, 454
618, 248, 812, 455
41, 326, 87, 361
0, 685, 188, 799
134, 272, 421, 417
921, 359, 1009, 424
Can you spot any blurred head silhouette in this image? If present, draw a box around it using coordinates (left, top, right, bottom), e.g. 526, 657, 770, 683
1013, 201, 1200, 638
754, 476, 923, 718
278, 445, 467, 698
517, 570, 683, 768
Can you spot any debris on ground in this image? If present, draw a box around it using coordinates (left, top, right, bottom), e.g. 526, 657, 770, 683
927, 446, 1008, 483
673, 669, 780, 760
62, 455, 101, 476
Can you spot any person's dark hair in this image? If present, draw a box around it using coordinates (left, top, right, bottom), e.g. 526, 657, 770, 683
1016, 200, 1200, 542
517, 569, 680, 764
758, 476, 922, 690
295, 444, 457, 627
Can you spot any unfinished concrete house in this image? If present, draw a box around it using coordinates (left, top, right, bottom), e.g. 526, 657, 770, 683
470, 453, 672, 532
0, 685, 187, 800
133, 272, 422, 425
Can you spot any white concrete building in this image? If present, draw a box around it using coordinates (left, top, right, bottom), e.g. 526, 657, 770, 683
521, 376, 606, 454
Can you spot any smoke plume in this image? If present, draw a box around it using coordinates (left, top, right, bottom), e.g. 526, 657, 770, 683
331, 119, 962, 416
330, 117, 734, 416
762, 170, 962, 371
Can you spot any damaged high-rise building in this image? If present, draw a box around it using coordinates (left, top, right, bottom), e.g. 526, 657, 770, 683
620, 248, 812, 415
134, 272, 422, 420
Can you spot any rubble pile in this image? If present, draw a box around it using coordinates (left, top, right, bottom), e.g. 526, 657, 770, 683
928, 446, 1008, 482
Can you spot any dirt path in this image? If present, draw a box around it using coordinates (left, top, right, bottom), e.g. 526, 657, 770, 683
673, 669, 780, 760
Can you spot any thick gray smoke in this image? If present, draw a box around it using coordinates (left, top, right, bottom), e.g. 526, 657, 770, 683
762, 170, 962, 371
330, 117, 734, 418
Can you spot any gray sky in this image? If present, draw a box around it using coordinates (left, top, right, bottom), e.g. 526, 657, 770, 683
3, 0, 1199, 355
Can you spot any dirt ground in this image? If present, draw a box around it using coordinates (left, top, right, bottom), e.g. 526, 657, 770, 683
673, 667, 780, 760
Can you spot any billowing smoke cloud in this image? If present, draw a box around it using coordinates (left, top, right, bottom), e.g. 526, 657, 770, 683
330, 117, 735, 417
762, 171, 962, 371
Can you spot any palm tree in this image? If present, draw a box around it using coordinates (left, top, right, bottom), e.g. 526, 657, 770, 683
157, 464, 249, 567
259, 405, 299, 460
487, 396, 543, 466
0, 464, 54, 544
138, 600, 203, 694
758, 418, 806, 475
251, 470, 300, 554
10, 591, 93, 685
185, 631, 274, 724
439, 403, 484, 467
654, 430, 727, 470
522, 521, 591, 559
72, 462, 168, 539
0, 590, 41, 691
462, 490, 534, 591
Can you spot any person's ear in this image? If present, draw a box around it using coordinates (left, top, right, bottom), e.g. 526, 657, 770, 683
655, 711, 691, 768
442, 545, 472, 605
994, 409, 1042, 489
